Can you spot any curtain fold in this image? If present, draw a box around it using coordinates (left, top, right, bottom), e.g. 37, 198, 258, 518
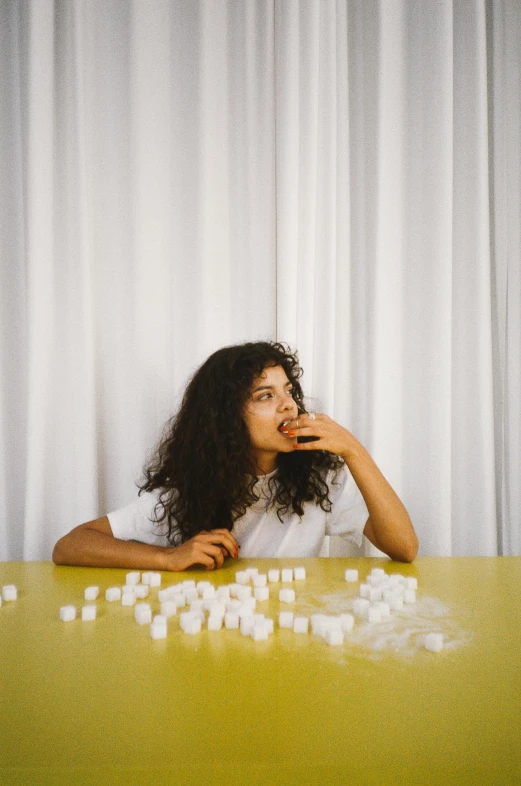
0, 0, 519, 560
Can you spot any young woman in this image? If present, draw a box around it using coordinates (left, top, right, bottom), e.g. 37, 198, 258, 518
52, 341, 418, 571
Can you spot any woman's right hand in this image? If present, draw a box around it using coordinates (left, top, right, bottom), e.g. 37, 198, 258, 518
162, 529, 240, 571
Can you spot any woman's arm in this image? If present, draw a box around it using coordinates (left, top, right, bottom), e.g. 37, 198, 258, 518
52, 517, 239, 571
287, 413, 418, 562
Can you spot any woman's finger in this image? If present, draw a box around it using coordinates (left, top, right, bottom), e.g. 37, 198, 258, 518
207, 529, 239, 558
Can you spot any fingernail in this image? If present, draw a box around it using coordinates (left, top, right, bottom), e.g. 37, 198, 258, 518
287, 430, 296, 436
293, 444, 299, 449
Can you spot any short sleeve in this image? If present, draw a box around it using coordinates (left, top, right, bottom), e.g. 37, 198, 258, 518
325, 464, 369, 547
107, 490, 170, 546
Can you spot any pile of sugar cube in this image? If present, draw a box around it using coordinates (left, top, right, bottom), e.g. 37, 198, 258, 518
345, 567, 443, 652
58, 566, 444, 653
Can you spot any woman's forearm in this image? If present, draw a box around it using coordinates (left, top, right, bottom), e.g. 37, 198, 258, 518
342, 445, 418, 563
52, 526, 172, 570
52, 522, 239, 572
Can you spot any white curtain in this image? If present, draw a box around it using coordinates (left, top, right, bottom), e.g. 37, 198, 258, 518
1, 0, 519, 561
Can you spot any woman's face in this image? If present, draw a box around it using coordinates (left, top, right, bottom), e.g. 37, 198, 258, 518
242, 364, 299, 474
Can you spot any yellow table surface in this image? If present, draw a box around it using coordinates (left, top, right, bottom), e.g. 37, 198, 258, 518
0, 557, 520, 786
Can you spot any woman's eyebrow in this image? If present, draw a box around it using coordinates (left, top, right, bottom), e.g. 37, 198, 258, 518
253, 382, 293, 393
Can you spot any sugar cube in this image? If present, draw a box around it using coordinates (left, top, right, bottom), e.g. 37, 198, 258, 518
389, 595, 404, 611
125, 572, 140, 586
268, 569, 280, 583
367, 606, 382, 624
134, 584, 149, 599
314, 616, 342, 638
2, 585, 17, 601
371, 568, 386, 578
105, 587, 121, 602
150, 621, 167, 639
81, 605, 97, 621
293, 616, 309, 634
353, 598, 370, 616
182, 580, 196, 589
236, 585, 252, 601
84, 586, 99, 601
404, 589, 417, 604
206, 601, 226, 618
359, 583, 370, 598
345, 569, 359, 582
279, 611, 294, 629
121, 590, 136, 607
135, 604, 152, 625
224, 612, 239, 629
253, 574, 267, 588
279, 588, 295, 603
208, 615, 223, 631
263, 618, 274, 635
60, 605, 76, 621
310, 614, 330, 636
293, 567, 306, 581
424, 633, 444, 653
281, 568, 293, 583
254, 586, 269, 602
244, 568, 259, 580
184, 617, 201, 635
240, 617, 255, 636
235, 571, 249, 585
325, 629, 344, 646
142, 571, 161, 587
216, 586, 231, 600
179, 611, 197, 629
405, 577, 418, 590
160, 601, 178, 618
340, 613, 355, 632
251, 624, 268, 641
369, 587, 383, 602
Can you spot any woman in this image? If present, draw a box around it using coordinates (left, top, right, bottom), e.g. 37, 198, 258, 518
53, 341, 418, 570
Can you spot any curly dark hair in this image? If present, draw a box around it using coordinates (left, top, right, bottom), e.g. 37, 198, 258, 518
138, 341, 343, 544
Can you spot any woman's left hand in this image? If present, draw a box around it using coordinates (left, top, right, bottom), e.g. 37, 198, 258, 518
283, 413, 361, 460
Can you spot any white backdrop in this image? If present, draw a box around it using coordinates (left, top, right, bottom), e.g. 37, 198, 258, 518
1, 0, 519, 561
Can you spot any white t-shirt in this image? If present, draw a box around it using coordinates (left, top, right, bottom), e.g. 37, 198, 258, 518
107, 464, 369, 558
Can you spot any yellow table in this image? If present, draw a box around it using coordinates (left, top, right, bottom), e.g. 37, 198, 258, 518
0, 558, 520, 785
